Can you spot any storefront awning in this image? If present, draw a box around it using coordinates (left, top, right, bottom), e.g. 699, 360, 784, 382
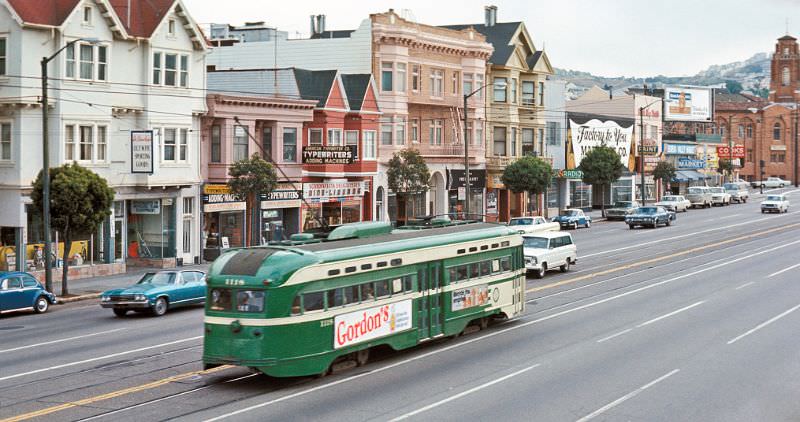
673, 170, 710, 182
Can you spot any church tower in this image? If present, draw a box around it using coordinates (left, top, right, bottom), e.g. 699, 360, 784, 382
770, 35, 800, 103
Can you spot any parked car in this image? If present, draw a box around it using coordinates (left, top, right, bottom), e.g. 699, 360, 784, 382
551, 209, 592, 229
751, 177, 790, 189
655, 195, 691, 212
761, 194, 790, 214
724, 182, 750, 203
625, 206, 675, 229
605, 201, 640, 220
508, 216, 560, 234
708, 187, 732, 206
0, 272, 57, 314
522, 232, 577, 279
686, 186, 712, 208
100, 270, 206, 317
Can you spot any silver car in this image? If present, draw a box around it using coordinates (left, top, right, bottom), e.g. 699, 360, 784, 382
724, 182, 749, 203
686, 187, 712, 209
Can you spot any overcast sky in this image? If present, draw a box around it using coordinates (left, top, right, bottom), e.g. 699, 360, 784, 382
184, 0, 799, 77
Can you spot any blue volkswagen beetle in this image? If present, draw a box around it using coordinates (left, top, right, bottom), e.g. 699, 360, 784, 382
100, 270, 206, 317
552, 208, 592, 229
0, 272, 57, 314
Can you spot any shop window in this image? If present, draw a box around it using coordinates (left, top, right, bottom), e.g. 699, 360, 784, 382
569, 180, 591, 209
127, 199, 177, 259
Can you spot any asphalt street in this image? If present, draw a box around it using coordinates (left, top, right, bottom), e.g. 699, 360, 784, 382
2, 187, 800, 422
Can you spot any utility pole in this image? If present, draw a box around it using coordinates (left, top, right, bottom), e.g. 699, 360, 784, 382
728, 115, 734, 184
640, 106, 646, 205
463, 94, 470, 219
795, 102, 798, 187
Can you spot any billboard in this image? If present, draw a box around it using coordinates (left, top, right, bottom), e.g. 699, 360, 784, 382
569, 119, 634, 168
664, 86, 713, 122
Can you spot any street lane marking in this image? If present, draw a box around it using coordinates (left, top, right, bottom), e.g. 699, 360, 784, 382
76, 373, 258, 422
388, 363, 541, 421
636, 301, 706, 328
575, 369, 680, 422
767, 262, 800, 278
716, 214, 741, 220
596, 329, 632, 343
0, 365, 232, 422
527, 222, 800, 294
735, 282, 756, 290
202, 238, 800, 421
727, 302, 800, 345
0, 336, 202, 383
0, 328, 127, 354
580, 211, 800, 259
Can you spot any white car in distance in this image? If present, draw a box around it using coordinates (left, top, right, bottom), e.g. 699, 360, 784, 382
708, 187, 731, 206
522, 232, 577, 279
655, 195, 691, 212
508, 216, 560, 234
761, 194, 790, 213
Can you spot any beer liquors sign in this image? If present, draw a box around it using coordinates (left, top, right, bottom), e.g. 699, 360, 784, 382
570, 119, 633, 167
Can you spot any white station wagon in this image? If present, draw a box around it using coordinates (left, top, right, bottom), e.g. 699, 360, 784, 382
522, 232, 577, 279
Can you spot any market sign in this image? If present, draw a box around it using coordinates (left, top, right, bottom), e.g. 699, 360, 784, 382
130, 131, 154, 174
333, 300, 413, 349
202, 184, 246, 212
446, 169, 487, 190
260, 183, 303, 209
677, 158, 706, 169
569, 119, 633, 167
557, 169, 584, 179
304, 181, 367, 202
302, 145, 356, 165
716, 145, 745, 158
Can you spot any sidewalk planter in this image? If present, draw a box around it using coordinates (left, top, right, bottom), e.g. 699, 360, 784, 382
28, 263, 126, 283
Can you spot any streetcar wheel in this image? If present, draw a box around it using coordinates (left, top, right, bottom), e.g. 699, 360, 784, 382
479, 317, 489, 330
355, 349, 370, 367
113, 308, 127, 317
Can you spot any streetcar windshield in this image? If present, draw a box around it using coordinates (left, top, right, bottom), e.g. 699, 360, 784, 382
523, 237, 549, 249
209, 288, 265, 313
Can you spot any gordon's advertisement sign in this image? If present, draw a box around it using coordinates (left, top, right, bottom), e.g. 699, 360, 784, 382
333, 300, 412, 349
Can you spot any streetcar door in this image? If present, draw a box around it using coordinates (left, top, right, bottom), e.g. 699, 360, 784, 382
417, 265, 444, 339
417, 269, 430, 339
429, 264, 443, 336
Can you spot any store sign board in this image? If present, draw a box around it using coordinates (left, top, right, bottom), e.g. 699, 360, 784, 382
130, 131, 154, 174
770, 145, 787, 151
333, 300, 413, 349
260, 183, 303, 209
557, 169, 584, 179
203, 184, 246, 212
664, 86, 713, 122
304, 181, 367, 200
130, 199, 160, 215
664, 143, 697, 155
446, 169, 487, 190
302, 145, 356, 164
716, 145, 745, 158
678, 158, 706, 169
569, 119, 633, 167
638, 145, 659, 155
486, 191, 498, 214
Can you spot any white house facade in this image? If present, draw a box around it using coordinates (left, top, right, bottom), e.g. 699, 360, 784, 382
0, 0, 207, 271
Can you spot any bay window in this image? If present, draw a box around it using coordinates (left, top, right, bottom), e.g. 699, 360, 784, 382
233, 126, 248, 161
430, 120, 443, 145
0, 123, 10, 160
396, 63, 406, 92
430, 69, 443, 97
211, 125, 221, 162
522, 81, 535, 105
494, 77, 507, 102
463, 73, 473, 96
179, 128, 188, 161
283, 128, 297, 162
363, 131, 376, 159
327, 128, 342, 146
522, 128, 535, 156
309, 128, 323, 145
79, 125, 93, 161
163, 128, 177, 161
153, 51, 189, 87
0, 38, 6, 76
65, 42, 107, 81
381, 124, 393, 145
345, 130, 359, 158
381, 62, 393, 92
395, 122, 405, 145
493, 127, 506, 156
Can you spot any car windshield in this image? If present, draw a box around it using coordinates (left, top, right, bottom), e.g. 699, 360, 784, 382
661, 196, 677, 202
561, 210, 579, 216
613, 201, 632, 208
723, 183, 738, 190
509, 218, 533, 226
766, 196, 783, 201
638, 207, 658, 214
138, 272, 176, 285
523, 237, 549, 249
688, 188, 704, 194
709, 187, 724, 193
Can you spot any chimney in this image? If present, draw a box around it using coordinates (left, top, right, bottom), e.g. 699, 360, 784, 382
317, 15, 326, 35
310, 15, 317, 36
608, 85, 613, 100
484, 5, 497, 27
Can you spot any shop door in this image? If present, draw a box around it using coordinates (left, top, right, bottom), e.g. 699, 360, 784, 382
114, 220, 124, 260
416, 264, 443, 340
182, 218, 192, 263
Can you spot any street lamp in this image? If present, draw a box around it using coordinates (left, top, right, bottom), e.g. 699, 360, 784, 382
41, 37, 100, 292
462, 79, 495, 219
639, 98, 663, 206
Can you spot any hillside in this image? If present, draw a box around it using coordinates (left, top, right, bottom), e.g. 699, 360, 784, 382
557, 52, 771, 100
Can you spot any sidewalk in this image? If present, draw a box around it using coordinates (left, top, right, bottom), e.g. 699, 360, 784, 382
50, 263, 210, 303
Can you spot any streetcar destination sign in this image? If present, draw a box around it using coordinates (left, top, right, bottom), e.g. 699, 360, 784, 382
333, 300, 412, 349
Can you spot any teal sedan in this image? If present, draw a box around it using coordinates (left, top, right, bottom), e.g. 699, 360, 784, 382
100, 270, 206, 317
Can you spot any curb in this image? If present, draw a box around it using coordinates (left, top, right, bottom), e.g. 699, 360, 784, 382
57, 293, 101, 304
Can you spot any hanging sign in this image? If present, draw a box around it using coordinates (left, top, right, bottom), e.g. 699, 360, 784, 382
131, 131, 154, 174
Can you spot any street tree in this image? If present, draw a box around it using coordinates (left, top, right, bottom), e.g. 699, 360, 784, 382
31, 163, 114, 296
228, 154, 278, 246
717, 159, 734, 182
501, 156, 554, 216
387, 148, 430, 222
652, 161, 677, 196
578, 146, 626, 217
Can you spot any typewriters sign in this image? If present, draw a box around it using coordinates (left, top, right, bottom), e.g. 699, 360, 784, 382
302, 146, 356, 165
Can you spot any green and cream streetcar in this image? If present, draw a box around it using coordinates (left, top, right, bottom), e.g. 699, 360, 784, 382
203, 219, 525, 377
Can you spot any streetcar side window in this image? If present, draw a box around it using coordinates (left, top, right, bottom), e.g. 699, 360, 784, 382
456, 265, 468, 282
480, 261, 491, 276
500, 256, 511, 272
375, 280, 391, 298
470, 263, 480, 278
327, 289, 345, 308
303, 291, 324, 312
403, 275, 413, 292
361, 283, 375, 301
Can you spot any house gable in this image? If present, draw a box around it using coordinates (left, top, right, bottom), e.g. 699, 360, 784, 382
325, 75, 350, 110
361, 78, 380, 113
